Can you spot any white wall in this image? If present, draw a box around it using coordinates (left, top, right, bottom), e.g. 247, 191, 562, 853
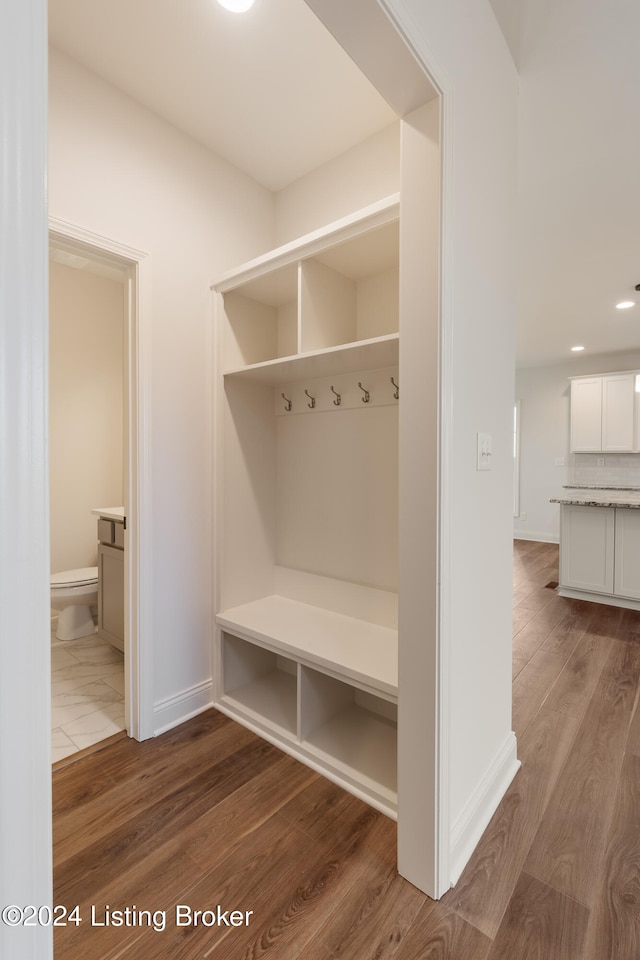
383, 0, 519, 883
49, 48, 275, 717
515, 350, 640, 542
275, 122, 400, 243
49, 260, 124, 573
0, 1, 52, 956
276, 405, 398, 591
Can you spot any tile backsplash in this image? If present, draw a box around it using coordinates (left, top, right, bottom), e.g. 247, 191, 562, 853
570, 454, 640, 488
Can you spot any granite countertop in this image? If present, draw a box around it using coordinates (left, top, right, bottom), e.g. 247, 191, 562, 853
550, 488, 640, 508
563, 484, 640, 491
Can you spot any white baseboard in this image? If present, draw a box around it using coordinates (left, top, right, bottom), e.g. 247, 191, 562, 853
153, 679, 213, 736
513, 530, 559, 544
449, 732, 520, 886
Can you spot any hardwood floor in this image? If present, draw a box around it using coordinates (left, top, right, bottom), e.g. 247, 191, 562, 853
53, 540, 640, 959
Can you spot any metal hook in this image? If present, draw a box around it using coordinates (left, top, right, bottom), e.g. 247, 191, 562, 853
358, 382, 370, 403
390, 377, 399, 400
304, 389, 316, 409
330, 385, 341, 406
281, 393, 292, 412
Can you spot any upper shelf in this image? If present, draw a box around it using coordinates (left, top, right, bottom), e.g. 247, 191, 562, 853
212, 194, 400, 295
215, 196, 401, 377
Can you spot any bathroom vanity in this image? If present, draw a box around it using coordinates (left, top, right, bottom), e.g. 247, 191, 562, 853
93, 507, 125, 652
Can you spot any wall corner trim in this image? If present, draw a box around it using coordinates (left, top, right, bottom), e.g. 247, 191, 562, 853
449, 732, 520, 887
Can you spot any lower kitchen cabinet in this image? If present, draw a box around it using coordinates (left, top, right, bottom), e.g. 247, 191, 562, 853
614, 507, 640, 600
560, 504, 615, 594
559, 503, 640, 607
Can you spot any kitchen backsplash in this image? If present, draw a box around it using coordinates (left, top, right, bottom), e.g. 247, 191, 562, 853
570, 454, 640, 488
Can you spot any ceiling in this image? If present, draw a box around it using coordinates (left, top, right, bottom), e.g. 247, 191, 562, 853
49, 0, 640, 369
48, 0, 396, 193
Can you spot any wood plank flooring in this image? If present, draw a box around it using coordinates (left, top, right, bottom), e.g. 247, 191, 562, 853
53, 540, 640, 959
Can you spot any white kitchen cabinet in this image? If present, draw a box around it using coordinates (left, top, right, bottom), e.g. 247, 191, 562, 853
558, 503, 640, 607
570, 377, 603, 452
602, 374, 636, 451
570, 372, 637, 453
614, 508, 640, 600
560, 504, 615, 593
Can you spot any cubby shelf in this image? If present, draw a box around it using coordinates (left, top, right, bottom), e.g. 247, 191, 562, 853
213, 194, 400, 296
216, 621, 398, 815
223, 332, 399, 385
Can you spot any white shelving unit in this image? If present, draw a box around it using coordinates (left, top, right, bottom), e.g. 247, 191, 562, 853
212, 195, 400, 816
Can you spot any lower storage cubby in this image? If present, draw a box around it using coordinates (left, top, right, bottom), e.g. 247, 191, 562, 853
299, 667, 397, 804
221, 632, 297, 738
216, 628, 398, 816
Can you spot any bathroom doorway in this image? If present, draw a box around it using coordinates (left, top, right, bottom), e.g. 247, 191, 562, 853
49, 220, 153, 754
49, 239, 126, 757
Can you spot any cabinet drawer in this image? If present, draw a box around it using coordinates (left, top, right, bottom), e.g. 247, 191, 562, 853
97, 518, 113, 543
97, 518, 125, 548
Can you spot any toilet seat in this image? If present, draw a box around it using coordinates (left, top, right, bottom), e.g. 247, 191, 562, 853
51, 566, 98, 588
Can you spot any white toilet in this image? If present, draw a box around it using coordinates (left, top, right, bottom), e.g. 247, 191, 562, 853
51, 567, 99, 641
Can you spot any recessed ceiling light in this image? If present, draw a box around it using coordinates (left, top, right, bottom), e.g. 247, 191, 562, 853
216, 0, 255, 11
571, 346, 585, 352
616, 300, 635, 309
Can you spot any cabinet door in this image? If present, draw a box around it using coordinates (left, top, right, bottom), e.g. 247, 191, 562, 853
614, 508, 640, 599
560, 504, 614, 593
98, 543, 125, 651
570, 378, 602, 452
602, 374, 635, 452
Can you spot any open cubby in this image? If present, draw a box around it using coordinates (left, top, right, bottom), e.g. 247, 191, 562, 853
222, 261, 298, 370
300, 668, 397, 802
221, 632, 297, 738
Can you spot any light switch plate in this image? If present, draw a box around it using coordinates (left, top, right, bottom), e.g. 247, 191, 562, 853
477, 432, 492, 471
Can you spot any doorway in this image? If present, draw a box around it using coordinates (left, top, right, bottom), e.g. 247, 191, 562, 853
49, 237, 127, 759
49, 219, 153, 745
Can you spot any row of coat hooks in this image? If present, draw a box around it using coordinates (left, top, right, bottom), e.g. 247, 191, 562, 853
281, 376, 399, 412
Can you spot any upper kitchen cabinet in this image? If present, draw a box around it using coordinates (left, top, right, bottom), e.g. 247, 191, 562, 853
570, 372, 638, 453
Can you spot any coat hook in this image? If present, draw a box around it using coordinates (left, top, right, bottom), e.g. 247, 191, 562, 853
281, 393, 292, 412
304, 389, 316, 409
358, 381, 370, 403
390, 376, 399, 400
330, 385, 341, 406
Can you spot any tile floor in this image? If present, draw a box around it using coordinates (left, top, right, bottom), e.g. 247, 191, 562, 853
51, 625, 125, 763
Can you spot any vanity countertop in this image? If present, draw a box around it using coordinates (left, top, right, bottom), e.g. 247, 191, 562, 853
92, 506, 126, 522
550, 488, 640, 508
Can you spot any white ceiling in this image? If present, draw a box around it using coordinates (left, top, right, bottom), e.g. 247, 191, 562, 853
48, 0, 396, 192
494, 0, 640, 368
49, 0, 640, 369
